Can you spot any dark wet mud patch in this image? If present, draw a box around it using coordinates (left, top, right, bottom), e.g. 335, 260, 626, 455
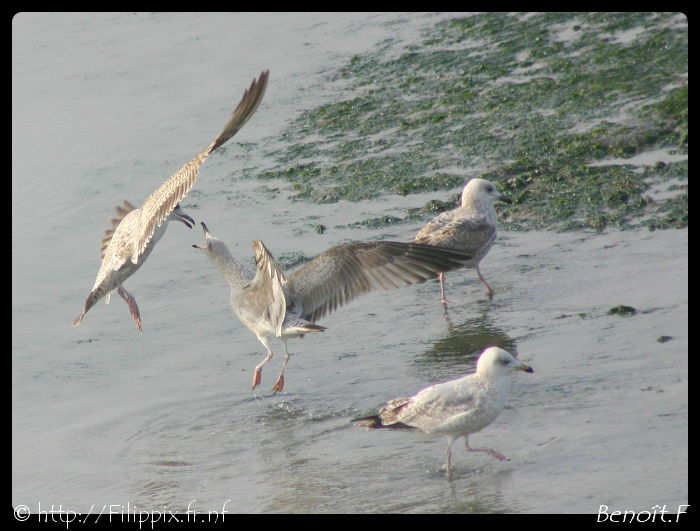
246, 12, 687, 232
607, 305, 638, 316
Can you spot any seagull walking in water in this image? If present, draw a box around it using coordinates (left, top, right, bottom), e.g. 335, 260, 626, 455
73, 71, 269, 331
193, 222, 476, 393
414, 178, 512, 304
352, 347, 533, 477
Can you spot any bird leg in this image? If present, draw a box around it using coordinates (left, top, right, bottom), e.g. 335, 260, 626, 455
272, 339, 291, 394
439, 273, 456, 306
465, 437, 507, 461
475, 265, 495, 298
117, 286, 142, 332
253, 339, 274, 390
272, 374, 285, 394
445, 442, 453, 477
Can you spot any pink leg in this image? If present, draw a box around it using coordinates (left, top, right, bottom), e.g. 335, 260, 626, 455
117, 286, 142, 332
272, 339, 291, 394
252, 366, 264, 390
475, 265, 494, 298
445, 442, 454, 477
439, 273, 453, 306
272, 374, 285, 394
253, 339, 274, 390
465, 437, 508, 461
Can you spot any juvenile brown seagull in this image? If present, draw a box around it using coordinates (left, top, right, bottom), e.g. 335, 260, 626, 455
352, 347, 533, 477
414, 178, 511, 304
73, 71, 269, 331
194, 222, 476, 393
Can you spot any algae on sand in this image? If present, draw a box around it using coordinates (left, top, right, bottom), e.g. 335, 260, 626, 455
247, 13, 687, 232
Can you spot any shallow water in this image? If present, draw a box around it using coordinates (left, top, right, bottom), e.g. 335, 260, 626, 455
13, 13, 687, 515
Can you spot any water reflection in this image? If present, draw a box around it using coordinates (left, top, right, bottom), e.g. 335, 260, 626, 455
412, 313, 516, 383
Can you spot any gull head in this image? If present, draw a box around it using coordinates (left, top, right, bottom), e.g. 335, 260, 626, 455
192, 221, 225, 254
170, 203, 195, 229
192, 221, 228, 258
476, 347, 533, 379
461, 179, 512, 208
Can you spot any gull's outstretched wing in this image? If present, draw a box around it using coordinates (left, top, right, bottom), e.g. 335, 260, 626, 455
287, 241, 473, 323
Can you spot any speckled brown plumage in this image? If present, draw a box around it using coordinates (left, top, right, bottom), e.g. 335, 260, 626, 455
73, 71, 269, 331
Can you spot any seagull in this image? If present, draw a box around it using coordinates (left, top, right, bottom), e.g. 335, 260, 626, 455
352, 347, 533, 477
193, 222, 476, 393
72, 71, 269, 331
414, 178, 512, 304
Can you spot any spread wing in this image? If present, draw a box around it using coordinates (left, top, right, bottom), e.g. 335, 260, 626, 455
133, 70, 269, 263
248, 239, 288, 337
89, 209, 142, 292
100, 200, 137, 259
286, 241, 473, 323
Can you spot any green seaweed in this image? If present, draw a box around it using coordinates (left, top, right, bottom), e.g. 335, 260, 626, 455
251, 13, 687, 231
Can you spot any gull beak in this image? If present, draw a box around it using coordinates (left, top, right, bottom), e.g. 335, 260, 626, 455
172, 204, 195, 229
178, 212, 195, 229
192, 221, 213, 250
200, 221, 213, 239
499, 193, 513, 205
517, 362, 534, 373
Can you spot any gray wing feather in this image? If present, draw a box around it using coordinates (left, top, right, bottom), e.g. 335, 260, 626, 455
286, 241, 473, 323
415, 214, 496, 256
100, 200, 137, 259
383, 377, 483, 432
250, 239, 287, 337
135, 71, 269, 263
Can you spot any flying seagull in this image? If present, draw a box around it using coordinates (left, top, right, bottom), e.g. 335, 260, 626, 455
73, 71, 269, 331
